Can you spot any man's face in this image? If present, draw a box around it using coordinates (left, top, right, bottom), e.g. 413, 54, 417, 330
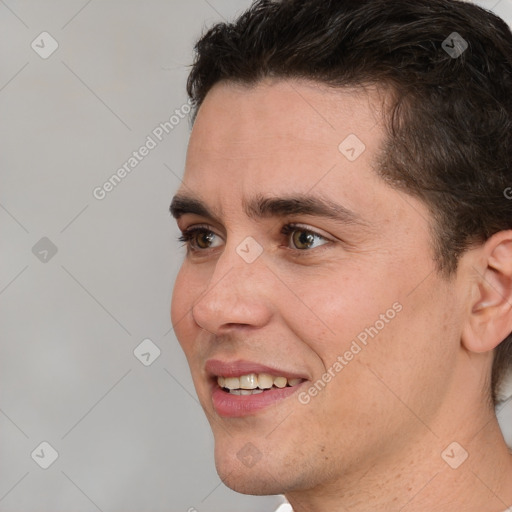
171, 79, 465, 495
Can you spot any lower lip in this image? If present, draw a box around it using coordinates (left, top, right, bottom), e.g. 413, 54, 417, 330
211, 384, 304, 418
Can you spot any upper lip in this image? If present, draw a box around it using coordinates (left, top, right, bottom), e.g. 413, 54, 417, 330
205, 359, 309, 380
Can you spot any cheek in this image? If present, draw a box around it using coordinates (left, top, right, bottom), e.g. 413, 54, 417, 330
171, 265, 200, 349
170, 267, 187, 323
274, 262, 402, 357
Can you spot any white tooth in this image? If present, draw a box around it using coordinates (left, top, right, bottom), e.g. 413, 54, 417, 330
288, 378, 302, 386
252, 389, 264, 394
240, 374, 258, 390
230, 389, 241, 395
224, 377, 240, 390
257, 373, 274, 389
274, 376, 287, 388
217, 376, 225, 388
240, 389, 252, 395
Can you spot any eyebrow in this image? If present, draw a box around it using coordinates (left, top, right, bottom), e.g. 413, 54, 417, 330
245, 195, 364, 225
170, 194, 218, 221
170, 193, 365, 226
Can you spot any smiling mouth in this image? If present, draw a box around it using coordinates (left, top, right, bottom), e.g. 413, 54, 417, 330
217, 373, 305, 395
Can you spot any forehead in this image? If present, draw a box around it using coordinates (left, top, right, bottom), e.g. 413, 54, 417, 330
188, 79, 386, 156
181, 79, 390, 217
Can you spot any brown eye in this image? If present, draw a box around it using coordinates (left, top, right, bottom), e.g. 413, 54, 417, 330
287, 228, 328, 250
292, 230, 316, 249
196, 231, 216, 249
178, 227, 223, 251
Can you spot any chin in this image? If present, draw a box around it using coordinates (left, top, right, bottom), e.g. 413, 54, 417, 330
213, 437, 315, 497
216, 461, 285, 496
212, 440, 285, 496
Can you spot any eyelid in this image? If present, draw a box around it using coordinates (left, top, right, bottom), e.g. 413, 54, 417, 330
281, 222, 335, 242
179, 223, 223, 236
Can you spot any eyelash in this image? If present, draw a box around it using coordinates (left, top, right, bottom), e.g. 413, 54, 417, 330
177, 224, 330, 252
177, 225, 214, 246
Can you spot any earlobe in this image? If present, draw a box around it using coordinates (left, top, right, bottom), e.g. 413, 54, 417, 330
462, 231, 512, 354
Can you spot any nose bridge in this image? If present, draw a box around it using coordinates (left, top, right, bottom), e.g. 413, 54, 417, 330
192, 239, 269, 332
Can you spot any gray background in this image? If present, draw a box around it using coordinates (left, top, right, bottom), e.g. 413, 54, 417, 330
0, 1, 511, 511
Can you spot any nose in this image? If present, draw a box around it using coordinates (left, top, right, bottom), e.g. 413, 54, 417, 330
191, 244, 273, 335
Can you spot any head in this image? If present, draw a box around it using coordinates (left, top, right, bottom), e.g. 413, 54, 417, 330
171, 0, 512, 498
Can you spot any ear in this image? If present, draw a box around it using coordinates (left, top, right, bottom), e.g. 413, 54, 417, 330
462, 230, 512, 354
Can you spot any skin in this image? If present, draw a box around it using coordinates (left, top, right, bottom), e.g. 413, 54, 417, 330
170, 78, 512, 511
